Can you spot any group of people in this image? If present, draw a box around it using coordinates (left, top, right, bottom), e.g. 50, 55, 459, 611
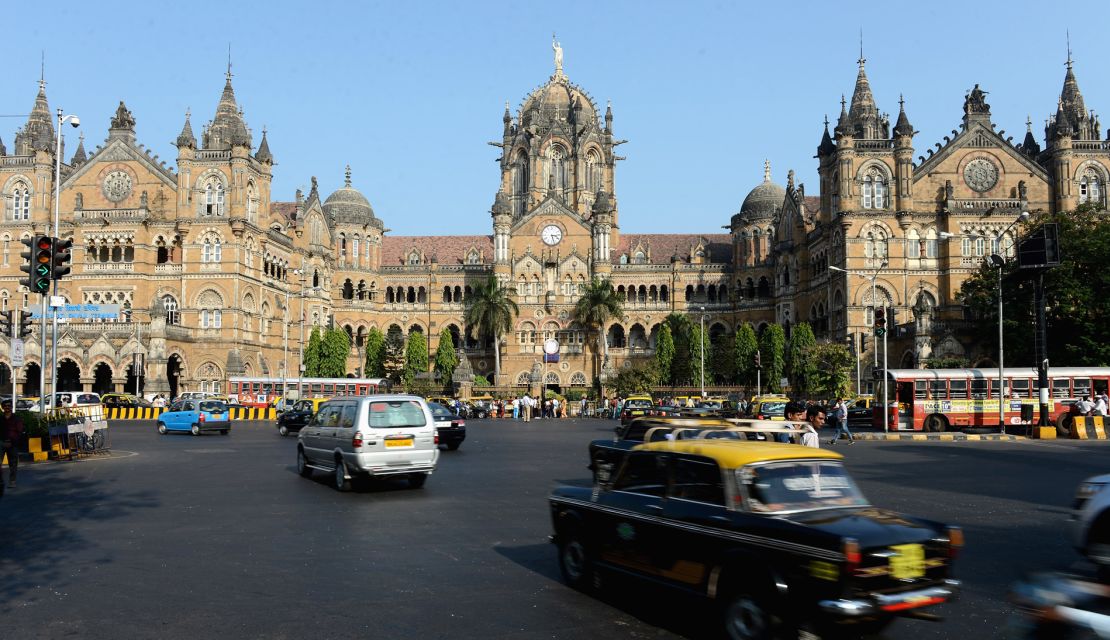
483, 395, 569, 420
1074, 393, 1110, 417
782, 399, 854, 448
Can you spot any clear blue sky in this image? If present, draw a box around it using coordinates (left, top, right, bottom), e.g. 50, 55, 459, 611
4, 1, 1094, 235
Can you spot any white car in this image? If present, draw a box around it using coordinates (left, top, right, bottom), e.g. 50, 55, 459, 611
1070, 473, 1110, 564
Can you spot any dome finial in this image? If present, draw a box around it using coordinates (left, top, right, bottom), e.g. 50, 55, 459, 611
763, 159, 771, 182
552, 34, 564, 78
344, 164, 352, 188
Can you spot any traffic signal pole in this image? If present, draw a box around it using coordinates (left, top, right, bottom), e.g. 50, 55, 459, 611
39, 294, 47, 413
882, 306, 889, 434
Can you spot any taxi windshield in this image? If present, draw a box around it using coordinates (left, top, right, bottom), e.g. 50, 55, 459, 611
756, 401, 786, 416
625, 399, 652, 409
738, 461, 869, 514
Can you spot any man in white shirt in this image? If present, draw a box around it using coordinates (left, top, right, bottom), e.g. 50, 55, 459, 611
1076, 396, 1095, 417
801, 406, 825, 448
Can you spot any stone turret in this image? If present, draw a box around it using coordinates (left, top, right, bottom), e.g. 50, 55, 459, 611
14, 80, 54, 155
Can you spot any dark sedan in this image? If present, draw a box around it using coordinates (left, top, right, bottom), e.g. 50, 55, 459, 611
552, 440, 961, 639
428, 402, 466, 451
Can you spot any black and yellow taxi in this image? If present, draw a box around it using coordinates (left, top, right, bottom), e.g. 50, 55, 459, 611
275, 397, 330, 437
551, 440, 961, 639
619, 394, 654, 425
747, 394, 791, 421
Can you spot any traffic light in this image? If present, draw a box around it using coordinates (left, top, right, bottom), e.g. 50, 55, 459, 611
861, 333, 869, 353
0, 310, 11, 337
51, 236, 73, 280
20, 235, 53, 295
846, 333, 855, 355
874, 307, 887, 337
18, 310, 32, 339
754, 350, 762, 369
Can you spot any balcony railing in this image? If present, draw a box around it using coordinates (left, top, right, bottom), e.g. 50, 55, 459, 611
154, 263, 183, 274
0, 156, 33, 167
855, 139, 894, 150
76, 208, 148, 222
83, 262, 135, 273
194, 149, 231, 161
949, 198, 1023, 212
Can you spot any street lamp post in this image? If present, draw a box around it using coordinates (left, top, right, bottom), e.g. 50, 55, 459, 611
48, 109, 79, 410
940, 210, 1028, 434
699, 306, 706, 398
291, 269, 306, 400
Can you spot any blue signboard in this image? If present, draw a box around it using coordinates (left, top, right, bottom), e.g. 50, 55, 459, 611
30, 304, 121, 320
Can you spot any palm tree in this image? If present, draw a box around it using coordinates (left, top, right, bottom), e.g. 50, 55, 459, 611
464, 275, 519, 380
572, 277, 624, 382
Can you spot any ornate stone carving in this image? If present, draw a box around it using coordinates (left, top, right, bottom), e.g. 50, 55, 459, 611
111, 101, 136, 130
102, 170, 133, 203
963, 158, 999, 192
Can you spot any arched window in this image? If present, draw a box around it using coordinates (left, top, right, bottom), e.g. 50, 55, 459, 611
162, 295, 180, 325
407, 251, 420, 266
203, 179, 225, 216
512, 151, 528, 217
570, 372, 587, 386
906, 229, 920, 259
9, 181, 31, 220
961, 236, 972, 256
516, 371, 532, 386
585, 150, 601, 192
925, 228, 939, 259
247, 183, 258, 223
1080, 167, 1105, 206
351, 236, 360, 268
974, 236, 986, 257
861, 167, 888, 209
466, 251, 479, 265
633, 250, 646, 264
2, 236, 10, 266
547, 145, 567, 193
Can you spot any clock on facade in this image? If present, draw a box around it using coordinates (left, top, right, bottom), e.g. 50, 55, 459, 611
102, 169, 133, 203
541, 224, 563, 246
963, 158, 999, 193
543, 338, 560, 355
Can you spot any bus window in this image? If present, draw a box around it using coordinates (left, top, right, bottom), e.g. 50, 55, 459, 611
915, 380, 927, 400
1052, 379, 1071, 399
252, 383, 261, 393
1074, 379, 1093, 398
1010, 379, 1030, 398
950, 379, 968, 399
311, 384, 322, 393
323, 384, 334, 393
970, 379, 988, 399
898, 382, 913, 405
930, 380, 947, 400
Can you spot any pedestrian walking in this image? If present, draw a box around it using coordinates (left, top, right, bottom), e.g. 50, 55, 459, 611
781, 402, 807, 444
522, 394, 532, 422
828, 398, 855, 445
1, 399, 24, 488
1096, 393, 1108, 417
801, 405, 825, 448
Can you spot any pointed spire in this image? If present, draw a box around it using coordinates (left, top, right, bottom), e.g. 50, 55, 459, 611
1021, 115, 1041, 155
894, 94, 914, 137
503, 100, 511, 123
255, 126, 272, 163
847, 55, 880, 137
1055, 99, 1071, 138
605, 99, 613, 133
70, 132, 87, 165
205, 68, 251, 149
176, 108, 196, 148
0, 135, 6, 156
1058, 49, 1090, 137
818, 115, 836, 156
15, 77, 55, 154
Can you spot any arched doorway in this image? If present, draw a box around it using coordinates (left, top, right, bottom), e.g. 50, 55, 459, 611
125, 362, 142, 395
0, 362, 10, 387
23, 362, 40, 396
168, 354, 184, 399
93, 362, 114, 395
57, 359, 81, 392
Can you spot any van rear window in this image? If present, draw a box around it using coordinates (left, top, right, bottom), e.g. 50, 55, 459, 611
367, 401, 427, 428
200, 401, 228, 413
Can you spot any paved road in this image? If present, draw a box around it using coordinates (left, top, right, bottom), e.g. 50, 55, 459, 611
1, 419, 1106, 639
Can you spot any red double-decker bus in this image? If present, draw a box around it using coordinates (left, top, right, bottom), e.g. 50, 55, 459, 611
878, 367, 1110, 432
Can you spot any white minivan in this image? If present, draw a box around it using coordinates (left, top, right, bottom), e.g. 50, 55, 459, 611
296, 395, 439, 491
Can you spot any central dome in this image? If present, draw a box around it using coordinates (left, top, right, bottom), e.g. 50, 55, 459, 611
519, 76, 598, 129
323, 166, 381, 228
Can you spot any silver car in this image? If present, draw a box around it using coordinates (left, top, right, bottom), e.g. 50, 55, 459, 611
296, 395, 439, 491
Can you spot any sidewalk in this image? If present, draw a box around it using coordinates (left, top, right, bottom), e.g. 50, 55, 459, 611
845, 431, 1024, 442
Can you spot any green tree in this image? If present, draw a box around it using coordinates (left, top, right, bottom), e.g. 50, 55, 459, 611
711, 330, 736, 383
759, 324, 786, 394
960, 205, 1110, 366
733, 324, 759, 388
403, 331, 429, 388
786, 322, 817, 397
808, 341, 855, 400
924, 355, 969, 369
434, 331, 459, 387
303, 326, 324, 376
654, 323, 675, 384
383, 325, 406, 383
473, 374, 491, 387
572, 278, 624, 381
665, 313, 694, 385
613, 363, 658, 396
690, 322, 713, 388
363, 327, 385, 377
318, 327, 351, 378
464, 275, 519, 380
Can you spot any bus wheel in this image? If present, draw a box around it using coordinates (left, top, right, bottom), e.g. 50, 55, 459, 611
924, 414, 948, 432
1055, 413, 1073, 438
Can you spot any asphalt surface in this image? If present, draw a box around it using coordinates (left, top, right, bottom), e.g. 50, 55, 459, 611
1, 418, 1107, 639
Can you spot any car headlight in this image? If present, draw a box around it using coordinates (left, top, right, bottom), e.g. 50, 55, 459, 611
1077, 482, 1109, 500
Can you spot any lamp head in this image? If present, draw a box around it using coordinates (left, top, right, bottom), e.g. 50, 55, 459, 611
68, 116, 80, 128
988, 254, 1006, 268
1018, 210, 1030, 221
939, 231, 955, 239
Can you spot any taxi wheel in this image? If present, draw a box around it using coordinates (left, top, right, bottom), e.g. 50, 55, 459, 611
278, 425, 289, 437
409, 473, 428, 489
296, 448, 312, 478
334, 456, 351, 492
220, 429, 229, 435
157, 422, 167, 435
557, 533, 594, 591
190, 424, 201, 436
722, 588, 774, 640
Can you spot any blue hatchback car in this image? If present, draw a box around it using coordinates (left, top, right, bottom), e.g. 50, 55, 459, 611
157, 399, 231, 436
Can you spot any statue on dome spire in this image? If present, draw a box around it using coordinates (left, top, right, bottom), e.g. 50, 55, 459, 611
763, 159, 771, 182
552, 34, 564, 78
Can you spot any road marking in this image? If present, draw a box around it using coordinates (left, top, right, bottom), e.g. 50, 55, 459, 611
182, 449, 237, 454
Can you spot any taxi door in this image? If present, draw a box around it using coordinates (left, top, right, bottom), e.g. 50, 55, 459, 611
596, 452, 672, 578
659, 455, 729, 590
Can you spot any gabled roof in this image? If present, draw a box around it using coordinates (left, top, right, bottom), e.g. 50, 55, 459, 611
61, 135, 177, 190
614, 233, 732, 264
381, 235, 494, 266
913, 119, 1049, 181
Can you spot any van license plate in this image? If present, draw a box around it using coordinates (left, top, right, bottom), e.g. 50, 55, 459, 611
386, 438, 413, 448
889, 544, 925, 580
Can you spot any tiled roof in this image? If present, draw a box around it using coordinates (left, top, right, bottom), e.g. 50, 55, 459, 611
381, 235, 494, 265
614, 233, 733, 264
271, 201, 297, 223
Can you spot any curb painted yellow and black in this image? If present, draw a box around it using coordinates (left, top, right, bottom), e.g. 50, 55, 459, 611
850, 432, 1024, 442
1071, 416, 1108, 440
106, 407, 276, 421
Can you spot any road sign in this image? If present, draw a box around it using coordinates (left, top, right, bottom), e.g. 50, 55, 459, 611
29, 304, 121, 320
11, 338, 24, 368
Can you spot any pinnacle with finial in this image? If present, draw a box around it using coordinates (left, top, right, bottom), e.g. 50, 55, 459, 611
344, 164, 352, 188
227, 43, 233, 80
858, 28, 865, 66
823, 114, 829, 127
1027, 116, 1033, 132
763, 159, 771, 182
1066, 30, 1072, 68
